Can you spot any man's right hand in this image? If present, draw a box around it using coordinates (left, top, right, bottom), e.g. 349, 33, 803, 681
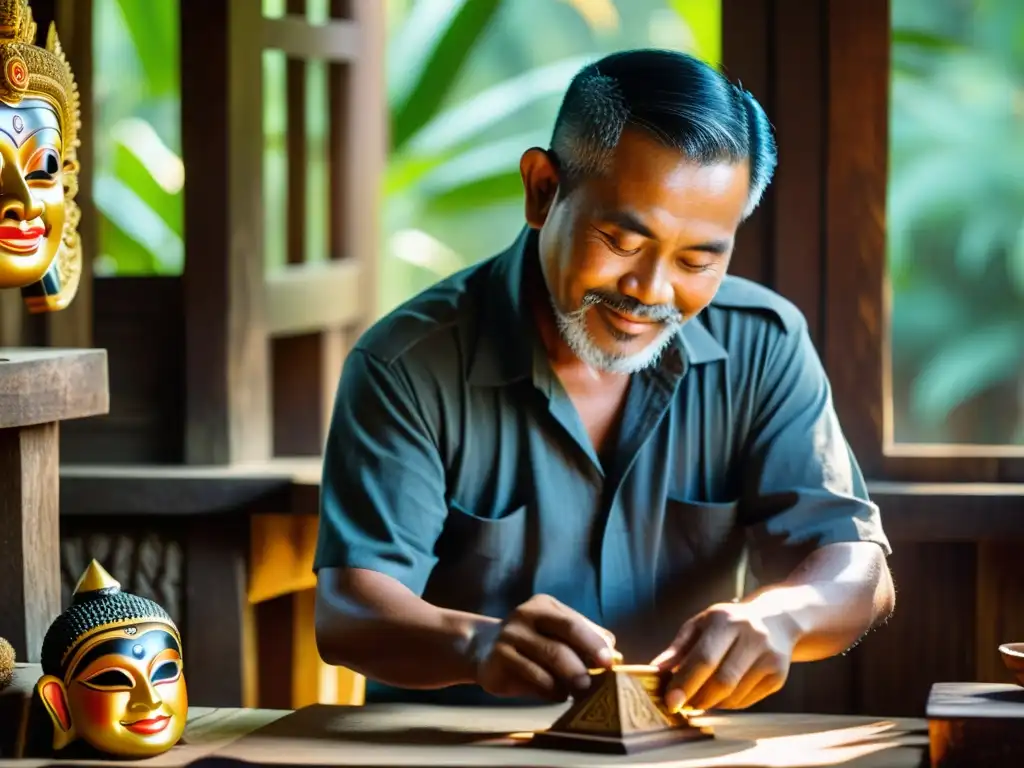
469, 594, 619, 701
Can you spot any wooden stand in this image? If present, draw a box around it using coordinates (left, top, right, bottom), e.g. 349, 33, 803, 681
0, 348, 108, 664
927, 682, 1024, 767
532, 666, 712, 755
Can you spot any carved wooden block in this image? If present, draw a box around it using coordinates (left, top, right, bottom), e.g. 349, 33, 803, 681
532, 665, 713, 754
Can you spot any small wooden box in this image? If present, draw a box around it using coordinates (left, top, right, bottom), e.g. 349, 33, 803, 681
927, 682, 1024, 767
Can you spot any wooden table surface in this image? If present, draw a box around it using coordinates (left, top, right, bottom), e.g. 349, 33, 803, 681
0, 703, 930, 768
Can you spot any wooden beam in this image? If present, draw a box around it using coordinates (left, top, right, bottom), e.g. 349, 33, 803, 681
286, 0, 309, 267
721, 0, 773, 286
0, 349, 108, 428
340, 0, 385, 333
262, 16, 361, 61
181, 0, 271, 465
271, 327, 348, 455
46, 0, 95, 350
0, 423, 59, 664
0, 348, 109, 663
58, 458, 319, 516
770, 0, 825, 346
185, 515, 256, 707
266, 260, 365, 335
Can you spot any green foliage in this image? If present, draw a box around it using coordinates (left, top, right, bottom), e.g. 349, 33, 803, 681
380, 0, 721, 312
93, 0, 182, 276
389, 0, 504, 153
888, 0, 1024, 444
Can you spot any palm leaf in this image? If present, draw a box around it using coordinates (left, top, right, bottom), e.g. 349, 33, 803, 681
389, 0, 504, 154
404, 56, 594, 155
910, 319, 1024, 425
113, 0, 178, 97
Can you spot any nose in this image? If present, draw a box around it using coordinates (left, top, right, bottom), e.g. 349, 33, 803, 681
618, 252, 674, 308
0, 158, 44, 222
127, 682, 163, 712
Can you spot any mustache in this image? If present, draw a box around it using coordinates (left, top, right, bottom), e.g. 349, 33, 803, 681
579, 289, 684, 324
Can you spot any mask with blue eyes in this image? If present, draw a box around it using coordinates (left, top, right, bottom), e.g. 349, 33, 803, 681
0, 0, 83, 313
34, 560, 188, 758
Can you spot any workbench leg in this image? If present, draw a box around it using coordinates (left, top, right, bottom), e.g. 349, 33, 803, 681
0, 422, 60, 664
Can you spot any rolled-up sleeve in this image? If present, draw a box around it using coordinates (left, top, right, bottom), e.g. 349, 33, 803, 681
313, 348, 448, 597
739, 316, 891, 582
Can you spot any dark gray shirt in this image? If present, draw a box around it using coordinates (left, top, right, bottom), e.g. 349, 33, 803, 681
314, 228, 890, 704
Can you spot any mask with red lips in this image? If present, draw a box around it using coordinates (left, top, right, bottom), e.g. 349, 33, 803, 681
35, 560, 188, 758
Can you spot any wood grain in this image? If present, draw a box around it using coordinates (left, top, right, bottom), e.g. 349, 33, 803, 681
770, 0, 825, 346
975, 543, 1024, 684
721, 0, 771, 286
0, 423, 60, 664
59, 277, 185, 465
0, 349, 108, 428
45, 0, 95, 352
210, 704, 928, 768
853, 543, 977, 718
181, 0, 271, 466
184, 515, 256, 708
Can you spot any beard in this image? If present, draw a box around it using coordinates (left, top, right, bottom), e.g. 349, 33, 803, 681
551, 289, 684, 374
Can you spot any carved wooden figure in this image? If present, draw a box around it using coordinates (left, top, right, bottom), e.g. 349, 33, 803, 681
532, 664, 713, 754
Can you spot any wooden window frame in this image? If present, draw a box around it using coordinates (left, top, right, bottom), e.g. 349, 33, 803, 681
822, 0, 1023, 484
723, 0, 1024, 488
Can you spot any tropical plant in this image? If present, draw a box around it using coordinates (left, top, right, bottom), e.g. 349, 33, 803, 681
92, 0, 182, 276
379, 0, 720, 312
887, 0, 1024, 444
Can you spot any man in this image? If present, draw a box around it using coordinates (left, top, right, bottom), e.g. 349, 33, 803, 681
314, 49, 894, 713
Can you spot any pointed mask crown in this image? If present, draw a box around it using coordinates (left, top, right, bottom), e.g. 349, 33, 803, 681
40, 560, 180, 680
0, 0, 79, 162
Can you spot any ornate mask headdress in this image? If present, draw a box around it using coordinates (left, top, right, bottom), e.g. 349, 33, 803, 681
35, 560, 188, 758
0, 0, 80, 312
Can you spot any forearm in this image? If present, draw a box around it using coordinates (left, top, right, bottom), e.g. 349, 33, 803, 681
741, 542, 894, 662
314, 567, 499, 689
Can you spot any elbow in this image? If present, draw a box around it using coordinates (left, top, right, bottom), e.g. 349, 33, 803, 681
313, 578, 360, 669
872, 558, 896, 626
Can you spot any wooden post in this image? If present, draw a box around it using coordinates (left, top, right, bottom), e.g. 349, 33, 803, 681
0, 349, 108, 662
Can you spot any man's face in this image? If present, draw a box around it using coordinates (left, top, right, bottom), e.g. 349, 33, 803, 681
523, 128, 750, 373
0, 98, 66, 289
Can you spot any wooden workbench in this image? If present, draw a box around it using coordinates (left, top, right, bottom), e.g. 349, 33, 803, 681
0, 701, 929, 768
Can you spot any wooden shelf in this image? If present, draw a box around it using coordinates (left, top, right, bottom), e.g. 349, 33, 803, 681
59, 457, 321, 516
0, 348, 108, 428
57, 460, 1024, 542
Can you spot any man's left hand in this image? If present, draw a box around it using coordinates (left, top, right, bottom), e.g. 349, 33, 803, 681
650, 601, 800, 712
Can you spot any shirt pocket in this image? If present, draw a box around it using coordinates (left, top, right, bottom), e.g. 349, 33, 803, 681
660, 496, 741, 567
429, 502, 530, 615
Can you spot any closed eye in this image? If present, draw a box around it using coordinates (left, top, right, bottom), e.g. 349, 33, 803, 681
594, 228, 642, 256
81, 669, 135, 691
150, 660, 180, 684
676, 258, 715, 273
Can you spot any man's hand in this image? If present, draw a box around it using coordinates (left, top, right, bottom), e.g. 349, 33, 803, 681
651, 601, 800, 712
471, 594, 618, 701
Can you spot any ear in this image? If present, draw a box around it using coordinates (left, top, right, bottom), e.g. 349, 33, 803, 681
520, 147, 561, 228
36, 675, 75, 752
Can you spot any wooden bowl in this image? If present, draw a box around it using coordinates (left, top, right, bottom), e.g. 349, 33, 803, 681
999, 643, 1024, 686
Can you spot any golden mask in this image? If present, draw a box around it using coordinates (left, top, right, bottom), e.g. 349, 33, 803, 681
35, 560, 188, 758
0, 0, 80, 312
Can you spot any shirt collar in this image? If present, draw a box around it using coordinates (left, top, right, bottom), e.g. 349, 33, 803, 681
467, 226, 728, 387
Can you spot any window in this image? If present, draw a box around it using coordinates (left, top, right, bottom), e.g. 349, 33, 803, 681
887, 0, 1024, 448
92, 0, 182, 276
